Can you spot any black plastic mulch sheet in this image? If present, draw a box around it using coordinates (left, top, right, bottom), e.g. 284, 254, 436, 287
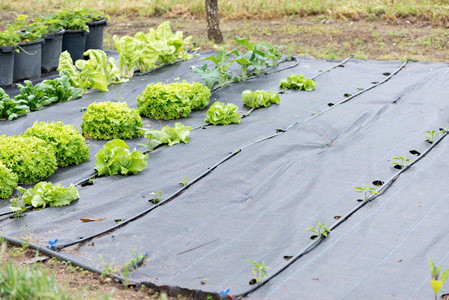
1, 51, 449, 299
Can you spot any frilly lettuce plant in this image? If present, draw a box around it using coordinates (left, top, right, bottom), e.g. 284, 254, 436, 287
23, 121, 89, 167
0, 135, 57, 184
280, 73, 317, 91
140, 123, 192, 152
13, 182, 79, 209
57, 49, 128, 93
176, 81, 210, 110
113, 21, 194, 77
242, 90, 280, 108
137, 83, 192, 120
205, 102, 241, 125
0, 161, 18, 199
81, 101, 144, 140
95, 139, 148, 176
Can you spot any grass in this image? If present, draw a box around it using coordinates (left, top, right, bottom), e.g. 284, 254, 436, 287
2, 0, 449, 25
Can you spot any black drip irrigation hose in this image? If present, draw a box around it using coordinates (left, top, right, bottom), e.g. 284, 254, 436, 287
233, 130, 448, 300
53, 147, 243, 251
283, 59, 409, 133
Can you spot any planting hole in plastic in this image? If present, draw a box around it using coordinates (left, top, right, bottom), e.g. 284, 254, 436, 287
310, 235, 318, 240
283, 256, 293, 261
383, 72, 391, 76
409, 149, 421, 156
357, 199, 363, 202
334, 215, 342, 220
328, 103, 334, 107
249, 279, 257, 285
393, 165, 403, 170
372, 180, 384, 187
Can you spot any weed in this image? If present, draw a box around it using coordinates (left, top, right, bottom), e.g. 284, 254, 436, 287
428, 257, 449, 300
10, 196, 26, 218
306, 221, 330, 238
248, 259, 270, 283
0, 243, 71, 299
100, 256, 119, 277
354, 185, 378, 201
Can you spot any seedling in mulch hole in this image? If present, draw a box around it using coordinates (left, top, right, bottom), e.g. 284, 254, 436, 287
428, 257, 449, 300
248, 260, 270, 284
390, 156, 414, 169
410, 149, 421, 156
425, 128, 446, 144
306, 221, 330, 239
179, 172, 191, 186
149, 191, 163, 204
354, 185, 378, 202
344, 93, 351, 97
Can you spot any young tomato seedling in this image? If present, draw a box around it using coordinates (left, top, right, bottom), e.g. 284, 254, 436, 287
248, 260, 270, 283
354, 185, 378, 202
306, 221, 330, 238
390, 156, 414, 169
428, 257, 449, 300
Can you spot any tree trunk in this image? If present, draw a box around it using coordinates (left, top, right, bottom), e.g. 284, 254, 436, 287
205, 0, 223, 43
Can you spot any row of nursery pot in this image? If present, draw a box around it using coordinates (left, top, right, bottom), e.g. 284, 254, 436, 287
0, 9, 109, 87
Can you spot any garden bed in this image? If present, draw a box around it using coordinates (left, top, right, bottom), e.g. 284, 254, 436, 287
0, 51, 448, 299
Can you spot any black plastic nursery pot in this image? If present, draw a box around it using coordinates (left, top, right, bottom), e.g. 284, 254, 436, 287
85, 19, 107, 52
0, 45, 14, 87
13, 39, 44, 82
41, 29, 65, 73
62, 29, 87, 61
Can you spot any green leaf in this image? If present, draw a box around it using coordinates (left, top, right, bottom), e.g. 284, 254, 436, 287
441, 269, 449, 283
190, 64, 221, 90
431, 280, 443, 295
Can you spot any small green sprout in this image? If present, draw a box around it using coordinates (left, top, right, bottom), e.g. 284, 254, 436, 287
306, 221, 330, 238
390, 156, 414, 169
428, 257, 449, 300
425, 129, 443, 144
248, 260, 270, 283
354, 185, 378, 201
180, 172, 190, 186
10, 196, 26, 218
149, 191, 163, 204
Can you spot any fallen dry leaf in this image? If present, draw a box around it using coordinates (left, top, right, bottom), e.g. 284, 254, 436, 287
80, 218, 105, 223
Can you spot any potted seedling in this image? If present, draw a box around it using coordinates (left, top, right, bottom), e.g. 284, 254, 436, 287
4, 15, 45, 81
45, 9, 90, 61
0, 31, 20, 87
27, 18, 65, 73
82, 8, 110, 52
